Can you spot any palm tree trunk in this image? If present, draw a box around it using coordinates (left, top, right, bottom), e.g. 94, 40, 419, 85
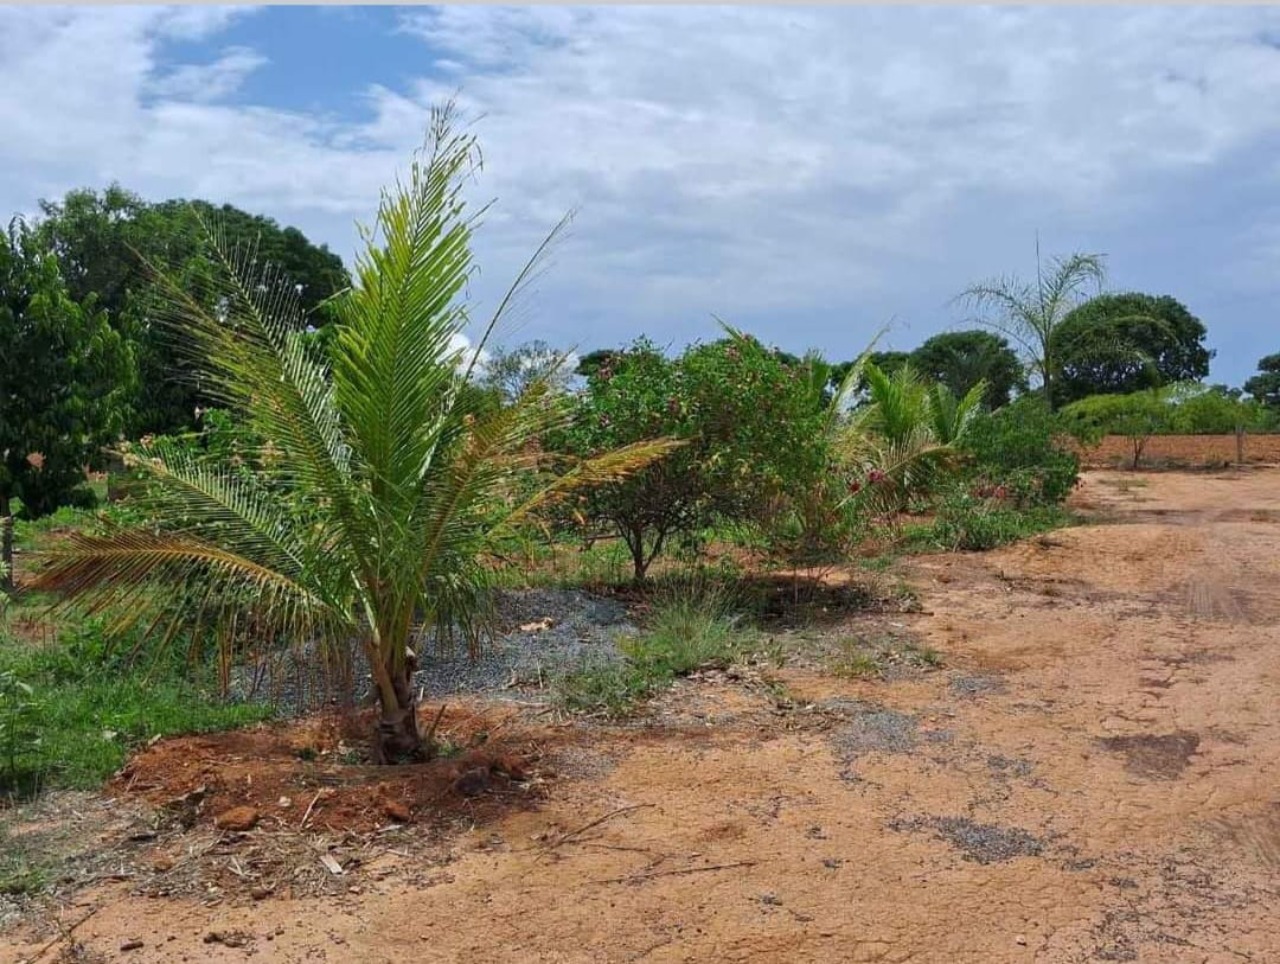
1, 494, 14, 596
366, 639, 428, 764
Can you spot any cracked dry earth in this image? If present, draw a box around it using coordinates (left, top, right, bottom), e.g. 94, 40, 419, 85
6, 469, 1280, 963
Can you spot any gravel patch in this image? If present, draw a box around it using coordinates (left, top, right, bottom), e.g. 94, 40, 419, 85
230, 588, 638, 714
948, 673, 1007, 699
889, 814, 1045, 864
826, 701, 919, 766
987, 754, 1036, 779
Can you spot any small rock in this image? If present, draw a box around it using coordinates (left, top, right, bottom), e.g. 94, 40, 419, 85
1015, 934, 1027, 946
277, 796, 292, 809
251, 887, 272, 901
383, 799, 413, 823
213, 806, 259, 832
120, 939, 145, 951
152, 856, 175, 873
453, 767, 491, 797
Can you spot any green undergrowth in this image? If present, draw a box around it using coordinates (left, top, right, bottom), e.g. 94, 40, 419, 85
901, 495, 1075, 553
553, 578, 772, 716
0, 618, 271, 798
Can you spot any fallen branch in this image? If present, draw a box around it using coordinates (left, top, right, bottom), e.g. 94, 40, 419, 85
540, 803, 655, 854
298, 790, 323, 829
592, 860, 757, 885
424, 703, 448, 748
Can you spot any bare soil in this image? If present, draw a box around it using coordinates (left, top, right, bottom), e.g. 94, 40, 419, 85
5, 468, 1280, 962
1075, 432, 1280, 469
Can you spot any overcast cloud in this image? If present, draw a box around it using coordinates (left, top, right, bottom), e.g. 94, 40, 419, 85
2, 5, 1278, 382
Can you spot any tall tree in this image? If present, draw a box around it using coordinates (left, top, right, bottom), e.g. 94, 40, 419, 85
1050, 293, 1212, 406
31, 106, 671, 761
1, 220, 134, 589
479, 339, 575, 405
35, 186, 349, 435
1244, 353, 1280, 408
956, 245, 1106, 410
910, 330, 1026, 408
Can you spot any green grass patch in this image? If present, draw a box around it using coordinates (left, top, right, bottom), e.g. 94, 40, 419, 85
0, 836, 48, 897
828, 634, 942, 680
0, 624, 272, 796
901, 497, 1074, 553
554, 577, 760, 716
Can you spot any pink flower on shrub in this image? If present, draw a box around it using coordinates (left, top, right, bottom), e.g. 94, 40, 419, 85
847, 480, 862, 495
867, 469, 886, 484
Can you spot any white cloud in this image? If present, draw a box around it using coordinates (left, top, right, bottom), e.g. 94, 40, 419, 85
147, 46, 267, 104
1, 6, 1280, 377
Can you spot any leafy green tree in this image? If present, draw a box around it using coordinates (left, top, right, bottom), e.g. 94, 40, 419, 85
910, 330, 1026, 408
1244, 353, 1280, 408
554, 331, 826, 580
957, 246, 1106, 410
1051, 293, 1212, 406
32, 106, 671, 761
1168, 384, 1263, 436
1060, 389, 1173, 469
1, 220, 134, 590
574, 349, 619, 379
829, 350, 911, 402
35, 186, 349, 435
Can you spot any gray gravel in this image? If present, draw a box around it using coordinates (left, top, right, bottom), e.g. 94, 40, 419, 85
826, 701, 920, 757
948, 673, 1007, 699
889, 814, 1045, 864
231, 588, 637, 714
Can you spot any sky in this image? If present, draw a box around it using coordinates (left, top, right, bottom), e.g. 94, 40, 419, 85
2, 5, 1279, 385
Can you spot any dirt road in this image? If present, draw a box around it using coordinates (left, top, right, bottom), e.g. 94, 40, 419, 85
7, 469, 1280, 962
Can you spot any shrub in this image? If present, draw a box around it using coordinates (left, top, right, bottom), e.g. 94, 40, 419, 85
552, 330, 827, 580
0, 670, 43, 793
915, 489, 1069, 552
1060, 389, 1173, 469
959, 397, 1079, 506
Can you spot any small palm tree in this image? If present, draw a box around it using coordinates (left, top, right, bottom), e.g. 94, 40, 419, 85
956, 243, 1106, 410
843, 362, 984, 512
32, 105, 675, 763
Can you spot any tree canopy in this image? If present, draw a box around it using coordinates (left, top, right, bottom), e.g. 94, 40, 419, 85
1244, 353, 1280, 408
1050, 293, 1212, 407
909, 330, 1025, 409
34, 185, 349, 435
1, 219, 134, 585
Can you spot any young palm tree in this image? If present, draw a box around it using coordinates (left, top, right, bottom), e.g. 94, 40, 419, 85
956, 242, 1106, 410
32, 105, 675, 763
843, 362, 984, 512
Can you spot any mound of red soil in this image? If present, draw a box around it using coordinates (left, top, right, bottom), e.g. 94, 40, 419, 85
112, 703, 545, 835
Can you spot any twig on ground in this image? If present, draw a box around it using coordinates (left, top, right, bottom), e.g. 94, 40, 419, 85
424, 703, 448, 747
539, 803, 655, 854
591, 860, 757, 885
298, 791, 323, 829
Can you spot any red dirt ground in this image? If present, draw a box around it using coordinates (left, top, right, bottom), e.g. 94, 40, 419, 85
4, 468, 1280, 963
1074, 432, 1280, 468
112, 705, 542, 836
